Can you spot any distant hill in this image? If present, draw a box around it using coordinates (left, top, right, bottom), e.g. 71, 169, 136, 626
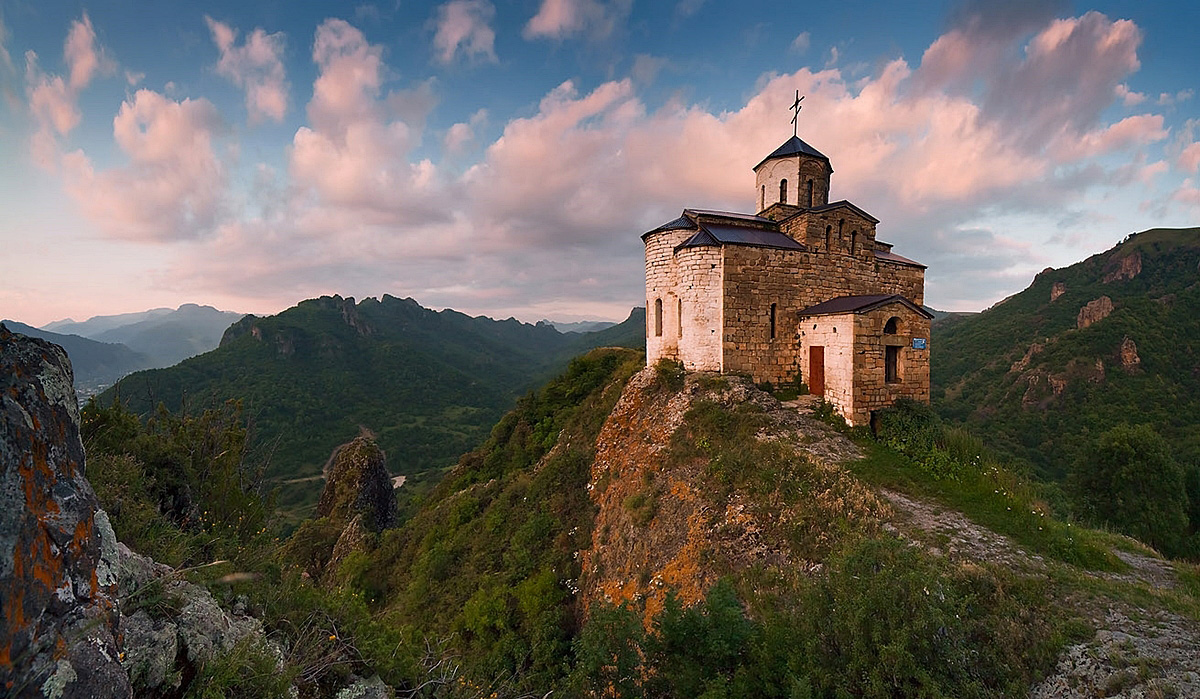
101, 295, 644, 513
48, 304, 243, 368
0, 320, 150, 396
44, 307, 175, 336
542, 319, 617, 333
932, 227, 1200, 478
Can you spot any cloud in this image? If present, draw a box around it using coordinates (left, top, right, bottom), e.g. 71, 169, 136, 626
205, 16, 289, 122
64, 12, 114, 89
790, 31, 811, 54
24, 12, 114, 169
674, 0, 704, 19
1158, 89, 1194, 106
290, 19, 443, 221
523, 0, 631, 41
0, 12, 16, 109
61, 89, 227, 241
431, 0, 497, 64
1115, 83, 1145, 106
65, 10, 1180, 320
444, 108, 486, 153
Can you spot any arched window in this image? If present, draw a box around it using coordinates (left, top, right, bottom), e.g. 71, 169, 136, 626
654, 298, 663, 337
851, 230, 858, 256
825, 225, 832, 252
807, 179, 814, 207
769, 303, 777, 339
760, 185, 765, 210
779, 179, 788, 204
884, 316, 900, 334
677, 298, 683, 338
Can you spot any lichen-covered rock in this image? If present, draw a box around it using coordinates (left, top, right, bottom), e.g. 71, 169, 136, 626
336, 675, 394, 699
116, 543, 279, 694
317, 436, 396, 533
1077, 296, 1114, 329
0, 324, 131, 698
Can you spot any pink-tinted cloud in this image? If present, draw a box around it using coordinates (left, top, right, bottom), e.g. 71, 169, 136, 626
23, 13, 115, 169
290, 19, 444, 222
205, 16, 289, 122
1115, 83, 1146, 106
66, 9, 1178, 321
431, 0, 497, 64
60, 89, 226, 241
64, 12, 112, 90
524, 0, 630, 41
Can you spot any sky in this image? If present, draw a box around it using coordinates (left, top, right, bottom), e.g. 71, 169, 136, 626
1, 0, 1197, 327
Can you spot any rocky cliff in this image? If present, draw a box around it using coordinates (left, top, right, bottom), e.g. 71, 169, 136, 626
0, 323, 129, 698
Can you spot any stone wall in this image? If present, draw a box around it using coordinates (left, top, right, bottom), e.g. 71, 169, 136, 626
875, 259, 926, 306
798, 313, 857, 418
847, 306, 931, 425
645, 230, 724, 372
755, 156, 830, 211
720, 245, 806, 385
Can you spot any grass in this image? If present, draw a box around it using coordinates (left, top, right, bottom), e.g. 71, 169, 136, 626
851, 440, 1123, 571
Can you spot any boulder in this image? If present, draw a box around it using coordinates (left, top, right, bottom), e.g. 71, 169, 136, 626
0, 324, 131, 698
317, 436, 396, 533
1120, 336, 1141, 372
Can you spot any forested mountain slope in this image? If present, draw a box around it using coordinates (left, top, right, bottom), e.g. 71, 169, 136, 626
932, 227, 1200, 478
101, 295, 643, 513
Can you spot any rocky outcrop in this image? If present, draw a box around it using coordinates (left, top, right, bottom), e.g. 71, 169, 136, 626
317, 436, 396, 533
1103, 251, 1142, 283
0, 325, 130, 698
1120, 336, 1141, 372
1050, 282, 1066, 302
1077, 296, 1114, 329
1010, 342, 1044, 372
117, 544, 278, 695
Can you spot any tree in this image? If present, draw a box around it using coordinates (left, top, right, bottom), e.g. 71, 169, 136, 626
1071, 424, 1190, 556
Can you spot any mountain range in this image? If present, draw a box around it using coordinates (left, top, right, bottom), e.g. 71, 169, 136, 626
101, 294, 644, 515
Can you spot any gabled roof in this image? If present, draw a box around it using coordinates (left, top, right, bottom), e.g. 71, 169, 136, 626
798, 294, 933, 319
644, 215, 696, 235
806, 199, 879, 224
754, 136, 832, 171
873, 249, 926, 269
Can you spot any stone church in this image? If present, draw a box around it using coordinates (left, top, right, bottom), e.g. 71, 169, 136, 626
643, 133, 932, 426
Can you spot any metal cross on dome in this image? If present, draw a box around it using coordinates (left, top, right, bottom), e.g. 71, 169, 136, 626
790, 91, 804, 137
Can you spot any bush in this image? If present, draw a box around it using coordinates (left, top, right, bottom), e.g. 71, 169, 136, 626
653, 358, 686, 392
1070, 424, 1190, 556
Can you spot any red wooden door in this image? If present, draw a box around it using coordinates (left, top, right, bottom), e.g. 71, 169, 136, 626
810, 346, 825, 398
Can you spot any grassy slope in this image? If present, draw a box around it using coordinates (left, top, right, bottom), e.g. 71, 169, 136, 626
932, 227, 1200, 477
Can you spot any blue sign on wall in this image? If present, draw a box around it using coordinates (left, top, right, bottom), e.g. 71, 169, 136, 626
912, 338, 927, 350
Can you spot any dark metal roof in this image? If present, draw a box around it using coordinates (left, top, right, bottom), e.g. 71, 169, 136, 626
645, 215, 696, 235
696, 224, 803, 249
753, 136, 832, 171
807, 199, 879, 224
873, 249, 927, 269
798, 294, 933, 319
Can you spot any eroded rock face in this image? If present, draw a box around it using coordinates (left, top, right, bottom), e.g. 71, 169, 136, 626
1103, 252, 1142, 283
317, 436, 396, 533
1050, 282, 1066, 302
1077, 296, 1114, 329
0, 324, 130, 698
1120, 336, 1141, 372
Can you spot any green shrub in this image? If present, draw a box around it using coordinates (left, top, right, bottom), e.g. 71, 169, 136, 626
654, 358, 686, 392
1070, 424, 1190, 557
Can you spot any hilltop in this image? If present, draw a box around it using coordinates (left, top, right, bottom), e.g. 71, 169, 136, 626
0, 320, 150, 395
101, 295, 644, 515
932, 227, 1200, 479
